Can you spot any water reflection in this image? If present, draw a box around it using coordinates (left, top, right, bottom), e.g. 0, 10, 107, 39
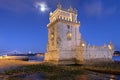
1, 71, 120, 80
75, 71, 120, 80
28, 56, 44, 62
75, 75, 88, 80
110, 75, 116, 80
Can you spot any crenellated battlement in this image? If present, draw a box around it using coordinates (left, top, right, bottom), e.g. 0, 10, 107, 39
47, 4, 79, 28
47, 16, 80, 27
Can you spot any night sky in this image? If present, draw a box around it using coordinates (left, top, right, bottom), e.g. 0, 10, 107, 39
0, 0, 120, 53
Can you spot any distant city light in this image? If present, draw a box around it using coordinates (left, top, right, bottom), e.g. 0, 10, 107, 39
3, 54, 7, 57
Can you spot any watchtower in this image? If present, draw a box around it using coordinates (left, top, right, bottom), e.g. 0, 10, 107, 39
44, 4, 81, 64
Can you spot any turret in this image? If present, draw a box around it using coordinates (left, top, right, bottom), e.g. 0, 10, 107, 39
108, 41, 114, 55
104, 43, 107, 48
57, 3, 62, 9
47, 4, 80, 28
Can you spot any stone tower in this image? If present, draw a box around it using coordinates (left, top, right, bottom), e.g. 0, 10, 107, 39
44, 4, 81, 64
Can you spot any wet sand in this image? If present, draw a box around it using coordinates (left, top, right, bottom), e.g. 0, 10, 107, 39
0, 60, 42, 80
0, 60, 42, 73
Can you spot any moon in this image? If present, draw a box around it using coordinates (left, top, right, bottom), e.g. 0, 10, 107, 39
35, 2, 48, 12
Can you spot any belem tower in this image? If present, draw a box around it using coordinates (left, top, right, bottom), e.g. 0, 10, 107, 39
44, 4, 114, 64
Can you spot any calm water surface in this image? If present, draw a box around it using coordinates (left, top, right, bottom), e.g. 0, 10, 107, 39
29, 56, 120, 62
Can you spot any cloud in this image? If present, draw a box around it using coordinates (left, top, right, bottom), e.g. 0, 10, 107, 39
0, 0, 35, 13
82, 0, 118, 17
0, 0, 118, 16
0, 0, 51, 14
83, 0, 102, 16
104, 6, 117, 15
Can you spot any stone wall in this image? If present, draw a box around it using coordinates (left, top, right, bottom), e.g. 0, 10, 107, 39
75, 45, 113, 64
44, 50, 58, 61
84, 46, 112, 60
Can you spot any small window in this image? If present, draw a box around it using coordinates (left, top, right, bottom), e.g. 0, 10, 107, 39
67, 25, 70, 29
51, 33, 54, 40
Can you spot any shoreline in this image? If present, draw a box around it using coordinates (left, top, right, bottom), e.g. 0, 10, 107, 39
0, 60, 120, 80
0, 60, 42, 73
84, 67, 120, 75
0, 61, 120, 75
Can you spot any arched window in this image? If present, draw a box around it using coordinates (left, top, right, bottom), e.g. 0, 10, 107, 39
66, 31, 72, 40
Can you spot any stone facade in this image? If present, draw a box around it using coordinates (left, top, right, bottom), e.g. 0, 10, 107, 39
75, 40, 113, 64
44, 4, 114, 64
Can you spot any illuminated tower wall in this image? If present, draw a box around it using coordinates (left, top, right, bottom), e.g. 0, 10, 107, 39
44, 4, 81, 63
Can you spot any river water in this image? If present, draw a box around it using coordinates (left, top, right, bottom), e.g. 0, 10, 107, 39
1, 71, 120, 80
